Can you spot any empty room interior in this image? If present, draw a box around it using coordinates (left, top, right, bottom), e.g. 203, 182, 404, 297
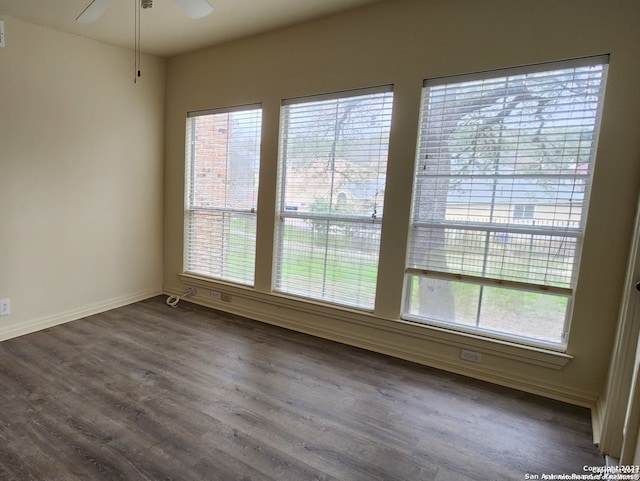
1, 0, 640, 479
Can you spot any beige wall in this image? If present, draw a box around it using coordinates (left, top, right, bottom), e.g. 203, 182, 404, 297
0, 0, 636, 453
0, 17, 165, 339
164, 0, 640, 407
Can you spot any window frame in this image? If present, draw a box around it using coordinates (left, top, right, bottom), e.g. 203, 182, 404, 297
273, 85, 394, 310
512, 204, 536, 221
402, 56, 609, 350
184, 104, 262, 286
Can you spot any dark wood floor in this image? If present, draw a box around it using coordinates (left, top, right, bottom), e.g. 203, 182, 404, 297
0, 296, 602, 480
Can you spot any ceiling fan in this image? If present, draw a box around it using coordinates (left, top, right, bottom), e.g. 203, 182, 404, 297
76, 0, 214, 23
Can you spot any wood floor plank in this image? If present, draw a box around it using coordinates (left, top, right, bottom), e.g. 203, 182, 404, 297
0, 296, 602, 480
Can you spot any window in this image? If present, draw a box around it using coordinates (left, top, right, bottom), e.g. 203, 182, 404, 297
404, 56, 608, 347
275, 86, 393, 309
512, 204, 535, 221
185, 105, 262, 286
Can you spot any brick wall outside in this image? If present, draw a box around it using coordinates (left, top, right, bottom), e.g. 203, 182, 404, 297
187, 114, 231, 277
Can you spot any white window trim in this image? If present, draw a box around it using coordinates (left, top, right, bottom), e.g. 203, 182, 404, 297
274, 85, 393, 310
184, 104, 262, 286
403, 56, 609, 350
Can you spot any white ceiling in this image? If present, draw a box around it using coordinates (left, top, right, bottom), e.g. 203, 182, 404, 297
0, 0, 381, 57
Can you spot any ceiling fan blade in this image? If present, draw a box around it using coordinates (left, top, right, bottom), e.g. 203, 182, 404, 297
174, 0, 214, 19
76, 0, 113, 23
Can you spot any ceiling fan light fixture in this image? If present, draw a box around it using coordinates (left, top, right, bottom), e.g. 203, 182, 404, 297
75, 0, 112, 23
175, 0, 214, 19
76, 0, 213, 23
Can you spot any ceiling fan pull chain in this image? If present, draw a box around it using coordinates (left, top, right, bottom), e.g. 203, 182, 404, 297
134, 0, 141, 83
74, 0, 214, 80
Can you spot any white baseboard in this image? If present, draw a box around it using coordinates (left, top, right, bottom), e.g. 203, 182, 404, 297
164, 285, 598, 408
0, 288, 162, 342
592, 398, 604, 447
1, 286, 600, 410
604, 455, 619, 466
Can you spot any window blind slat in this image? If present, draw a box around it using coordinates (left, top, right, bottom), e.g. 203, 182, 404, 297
185, 106, 262, 286
424, 55, 608, 87
405, 58, 608, 347
275, 88, 393, 310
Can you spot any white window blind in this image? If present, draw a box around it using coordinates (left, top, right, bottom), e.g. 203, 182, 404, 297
404, 56, 608, 347
275, 86, 393, 309
185, 105, 262, 286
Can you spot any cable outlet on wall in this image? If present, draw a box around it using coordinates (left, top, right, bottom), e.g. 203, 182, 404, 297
0, 299, 10, 316
211, 290, 232, 302
460, 349, 482, 363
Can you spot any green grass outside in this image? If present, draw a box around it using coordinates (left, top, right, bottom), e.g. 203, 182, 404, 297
214, 220, 569, 342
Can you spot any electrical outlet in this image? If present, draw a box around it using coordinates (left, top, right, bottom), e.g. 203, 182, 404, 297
221, 293, 232, 303
0, 299, 10, 316
460, 349, 482, 363
211, 290, 221, 300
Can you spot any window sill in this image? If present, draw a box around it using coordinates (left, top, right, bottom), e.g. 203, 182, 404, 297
393, 317, 572, 370
178, 273, 573, 372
